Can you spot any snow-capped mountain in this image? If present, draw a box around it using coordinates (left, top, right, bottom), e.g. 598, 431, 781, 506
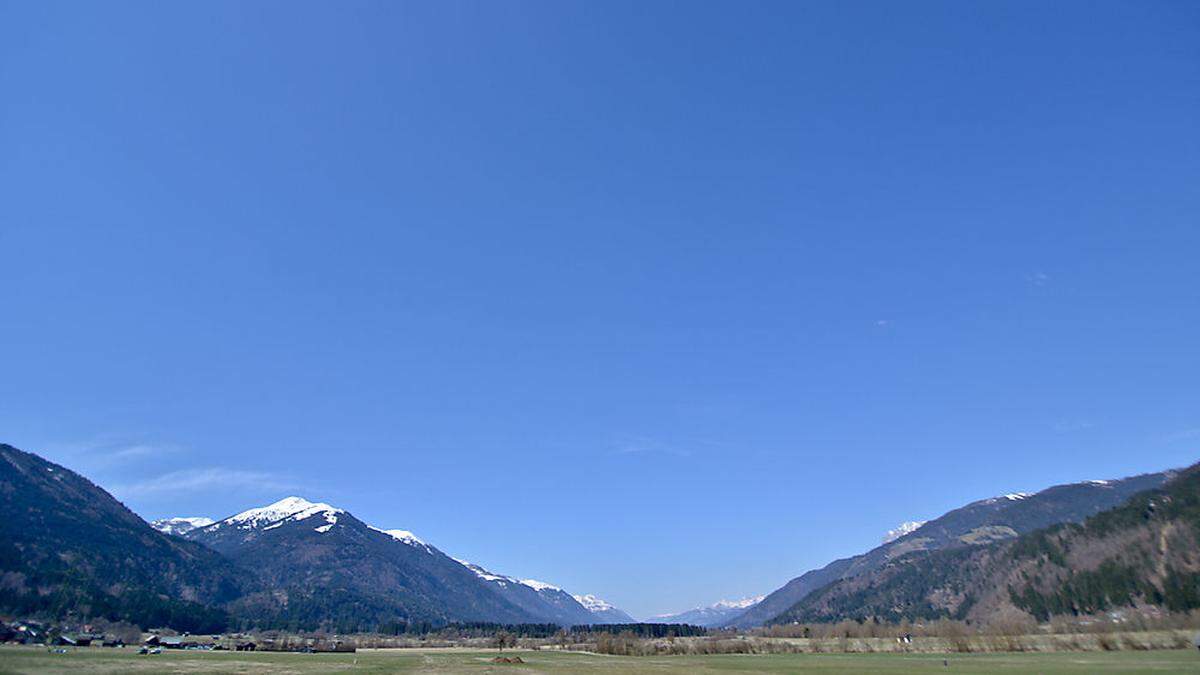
455, 559, 596, 625
184, 496, 538, 626
206, 496, 343, 531
150, 496, 629, 626
881, 520, 927, 544
573, 594, 636, 624
150, 516, 215, 536
649, 596, 764, 627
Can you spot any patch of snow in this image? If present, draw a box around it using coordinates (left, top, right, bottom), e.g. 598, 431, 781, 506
314, 523, 333, 533
519, 578, 561, 592
1002, 492, 1032, 501
454, 559, 516, 585
1086, 479, 1112, 486
370, 526, 433, 553
882, 520, 927, 544
573, 594, 615, 612
150, 516, 216, 536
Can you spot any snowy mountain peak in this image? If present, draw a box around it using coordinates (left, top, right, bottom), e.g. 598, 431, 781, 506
150, 516, 214, 536
648, 595, 765, 626
215, 496, 344, 531
711, 595, 765, 610
573, 594, 614, 611
882, 520, 928, 544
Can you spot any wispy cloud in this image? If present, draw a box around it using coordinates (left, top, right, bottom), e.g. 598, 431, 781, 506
1024, 271, 1050, 287
1164, 428, 1200, 444
1052, 420, 1095, 433
612, 436, 692, 458
111, 467, 301, 498
38, 437, 184, 471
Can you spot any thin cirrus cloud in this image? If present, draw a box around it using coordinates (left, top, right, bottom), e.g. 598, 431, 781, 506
38, 437, 183, 470
1164, 428, 1200, 444
110, 467, 300, 498
613, 436, 692, 458
1024, 271, 1051, 287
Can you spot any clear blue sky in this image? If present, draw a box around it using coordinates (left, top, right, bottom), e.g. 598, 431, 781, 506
2, 1, 1198, 619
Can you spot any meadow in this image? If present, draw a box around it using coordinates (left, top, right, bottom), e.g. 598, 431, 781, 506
0, 645, 1198, 674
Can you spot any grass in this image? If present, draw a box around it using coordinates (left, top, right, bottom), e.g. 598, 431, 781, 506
0, 645, 1198, 674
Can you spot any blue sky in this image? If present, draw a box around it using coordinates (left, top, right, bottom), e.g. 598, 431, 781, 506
1, 1, 1198, 618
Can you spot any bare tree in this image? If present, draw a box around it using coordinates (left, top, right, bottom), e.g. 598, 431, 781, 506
492, 630, 515, 652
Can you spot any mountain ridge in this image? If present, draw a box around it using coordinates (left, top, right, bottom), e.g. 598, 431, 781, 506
728, 469, 1174, 627
770, 461, 1200, 625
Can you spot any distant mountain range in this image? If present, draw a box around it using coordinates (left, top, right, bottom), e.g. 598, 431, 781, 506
0, 442, 632, 632
165, 495, 634, 630
727, 470, 1174, 627
3, 440, 1196, 633
648, 596, 764, 627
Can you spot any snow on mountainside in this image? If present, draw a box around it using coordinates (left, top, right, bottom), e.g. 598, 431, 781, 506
573, 594, 615, 611
881, 520, 927, 544
573, 594, 637, 624
455, 559, 599, 625
150, 516, 214, 536
519, 578, 560, 592
369, 526, 433, 553
455, 559, 560, 596
649, 596, 764, 627
184, 494, 626, 625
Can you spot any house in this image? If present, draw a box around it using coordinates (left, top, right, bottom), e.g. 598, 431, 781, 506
57, 635, 93, 647
235, 641, 257, 651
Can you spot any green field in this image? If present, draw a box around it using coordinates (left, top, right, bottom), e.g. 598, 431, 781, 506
0, 646, 1198, 674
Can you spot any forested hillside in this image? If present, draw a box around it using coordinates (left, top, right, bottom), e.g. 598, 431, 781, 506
0, 444, 245, 632
732, 470, 1170, 627
770, 462, 1200, 625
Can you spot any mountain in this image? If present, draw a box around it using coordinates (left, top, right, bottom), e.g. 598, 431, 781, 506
151, 516, 215, 536
455, 560, 596, 626
182, 496, 540, 630
573, 594, 637, 624
729, 469, 1173, 627
649, 596, 764, 627
771, 461, 1200, 625
0, 443, 244, 632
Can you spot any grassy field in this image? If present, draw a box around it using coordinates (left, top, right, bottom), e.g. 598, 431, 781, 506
0, 646, 1198, 674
